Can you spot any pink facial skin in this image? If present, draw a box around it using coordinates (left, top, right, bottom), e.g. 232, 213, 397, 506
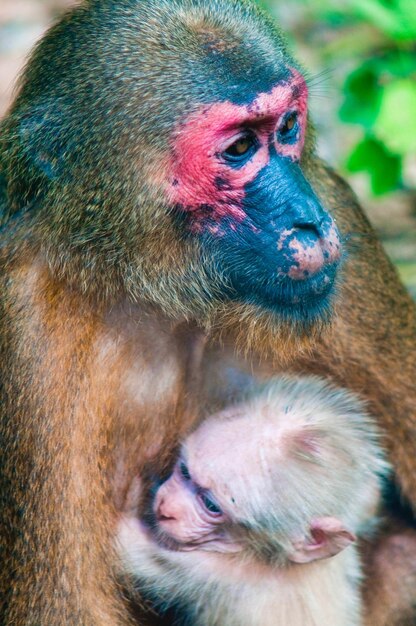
167, 68, 308, 233
154, 460, 240, 554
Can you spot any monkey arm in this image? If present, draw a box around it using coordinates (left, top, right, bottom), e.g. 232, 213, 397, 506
361, 516, 416, 626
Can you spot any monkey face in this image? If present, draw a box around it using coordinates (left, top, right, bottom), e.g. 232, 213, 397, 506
167, 69, 341, 321
151, 459, 243, 554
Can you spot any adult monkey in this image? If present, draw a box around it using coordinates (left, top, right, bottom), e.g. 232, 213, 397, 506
0, 0, 415, 625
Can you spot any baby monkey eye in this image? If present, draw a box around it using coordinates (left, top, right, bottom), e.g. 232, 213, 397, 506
222, 132, 257, 165
179, 462, 191, 481
199, 492, 222, 516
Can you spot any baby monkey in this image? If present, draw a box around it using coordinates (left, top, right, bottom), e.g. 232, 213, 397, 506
117, 377, 389, 626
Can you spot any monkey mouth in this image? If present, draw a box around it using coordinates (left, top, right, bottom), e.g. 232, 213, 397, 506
139, 515, 182, 552
151, 521, 225, 553
278, 264, 338, 306
230, 262, 338, 321
154, 529, 211, 553
142, 513, 188, 552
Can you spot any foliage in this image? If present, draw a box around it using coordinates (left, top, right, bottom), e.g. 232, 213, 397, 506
339, 25, 416, 194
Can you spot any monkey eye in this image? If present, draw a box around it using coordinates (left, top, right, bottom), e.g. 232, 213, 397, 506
179, 462, 191, 481
277, 111, 299, 143
199, 491, 223, 516
222, 132, 257, 166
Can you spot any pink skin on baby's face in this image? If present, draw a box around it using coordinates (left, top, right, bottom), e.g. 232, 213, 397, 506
153, 459, 237, 553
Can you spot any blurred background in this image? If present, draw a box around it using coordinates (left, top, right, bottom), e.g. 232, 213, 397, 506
1, 0, 415, 296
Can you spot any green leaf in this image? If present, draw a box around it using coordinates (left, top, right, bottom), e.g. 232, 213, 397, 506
374, 79, 416, 154
349, 0, 416, 40
340, 64, 382, 127
380, 51, 416, 79
346, 136, 402, 194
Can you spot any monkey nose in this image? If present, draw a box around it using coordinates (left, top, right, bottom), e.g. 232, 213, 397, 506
279, 223, 341, 280
287, 235, 326, 279
156, 497, 177, 522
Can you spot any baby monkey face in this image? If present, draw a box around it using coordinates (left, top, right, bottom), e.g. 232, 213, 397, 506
153, 458, 241, 554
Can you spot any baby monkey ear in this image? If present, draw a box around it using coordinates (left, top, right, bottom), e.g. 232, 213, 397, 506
288, 516, 356, 564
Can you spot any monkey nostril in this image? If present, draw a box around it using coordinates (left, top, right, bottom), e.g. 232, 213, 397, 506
158, 512, 176, 521
157, 500, 177, 521
292, 222, 320, 238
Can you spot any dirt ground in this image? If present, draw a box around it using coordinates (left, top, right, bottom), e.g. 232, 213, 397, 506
1, 0, 415, 297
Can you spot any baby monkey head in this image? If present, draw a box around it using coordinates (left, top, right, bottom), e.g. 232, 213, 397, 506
151, 377, 388, 566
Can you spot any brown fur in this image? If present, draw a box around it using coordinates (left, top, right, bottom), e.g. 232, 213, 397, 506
0, 253, 205, 624
361, 516, 416, 626
0, 0, 415, 624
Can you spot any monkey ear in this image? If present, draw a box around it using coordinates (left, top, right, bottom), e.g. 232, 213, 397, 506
288, 516, 356, 564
